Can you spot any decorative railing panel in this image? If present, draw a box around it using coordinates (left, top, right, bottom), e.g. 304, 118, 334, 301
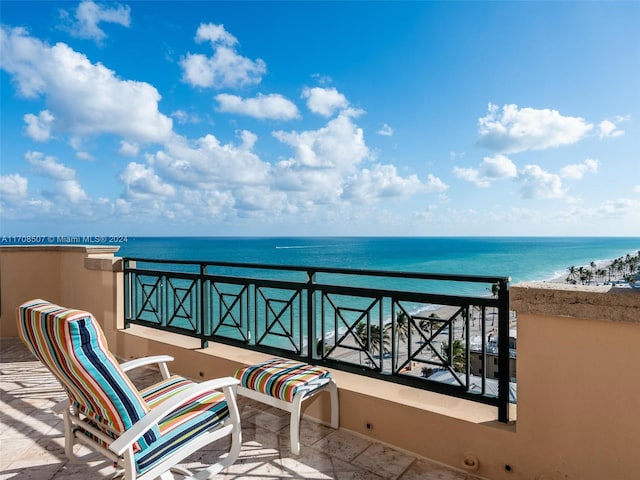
124, 258, 512, 422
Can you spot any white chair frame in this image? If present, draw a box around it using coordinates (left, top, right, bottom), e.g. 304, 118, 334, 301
54, 355, 242, 480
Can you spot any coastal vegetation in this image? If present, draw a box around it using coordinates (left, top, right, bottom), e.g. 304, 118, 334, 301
348, 311, 468, 375
441, 339, 466, 372
565, 251, 640, 285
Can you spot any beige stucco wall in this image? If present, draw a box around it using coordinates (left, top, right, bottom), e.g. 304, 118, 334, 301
0, 246, 122, 337
509, 282, 640, 480
2, 247, 639, 480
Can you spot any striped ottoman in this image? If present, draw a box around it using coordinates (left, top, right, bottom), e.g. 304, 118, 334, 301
234, 358, 339, 455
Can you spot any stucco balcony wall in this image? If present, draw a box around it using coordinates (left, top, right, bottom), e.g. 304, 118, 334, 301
1, 246, 638, 480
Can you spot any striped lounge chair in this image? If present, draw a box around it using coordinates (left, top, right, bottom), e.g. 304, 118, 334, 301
17, 299, 242, 480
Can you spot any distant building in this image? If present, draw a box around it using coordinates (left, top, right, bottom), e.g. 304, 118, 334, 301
469, 329, 517, 382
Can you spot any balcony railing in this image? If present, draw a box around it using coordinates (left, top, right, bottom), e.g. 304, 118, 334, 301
123, 258, 512, 422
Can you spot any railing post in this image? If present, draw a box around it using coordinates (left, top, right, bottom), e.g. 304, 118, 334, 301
124, 259, 131, 329
497, 278, 511, 422
306, 270, 316, 362
200, 263, 208, 349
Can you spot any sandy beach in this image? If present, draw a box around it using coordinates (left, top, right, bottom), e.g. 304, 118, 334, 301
547, 252, 639, 286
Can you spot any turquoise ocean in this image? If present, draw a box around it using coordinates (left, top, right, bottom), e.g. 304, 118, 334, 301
117, 236, 640, 287
115, 236, 639, 346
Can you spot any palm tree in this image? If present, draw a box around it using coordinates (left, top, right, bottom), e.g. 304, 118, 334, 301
566, 266, 578, 283
389, 311, 410, 370
419, 314, 439, 338
584, 269, 594, 285
354, 321, 369, 364
441, 339, 466, 372
577, 266, 587, 284
392, 311, 410, 353
370, 324, 391, 356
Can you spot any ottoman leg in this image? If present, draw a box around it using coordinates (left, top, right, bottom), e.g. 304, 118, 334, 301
328, 379, 339, 429
290, 393, 305, 455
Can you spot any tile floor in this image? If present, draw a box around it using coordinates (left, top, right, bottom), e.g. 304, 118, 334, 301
1, 338, 482, 480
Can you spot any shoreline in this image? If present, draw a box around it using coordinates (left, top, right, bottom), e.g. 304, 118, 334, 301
545, 249, 639, 286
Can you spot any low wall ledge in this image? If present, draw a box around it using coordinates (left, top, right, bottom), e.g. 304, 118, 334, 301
511, 281, 639, 324
0, 245, 120, 255
84, 256, 124, 272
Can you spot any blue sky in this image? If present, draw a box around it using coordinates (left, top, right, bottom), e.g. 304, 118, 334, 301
1, 0, 639, 237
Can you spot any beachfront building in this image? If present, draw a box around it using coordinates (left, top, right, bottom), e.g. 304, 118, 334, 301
470, 330, 517, 382
1, 245, 639, 480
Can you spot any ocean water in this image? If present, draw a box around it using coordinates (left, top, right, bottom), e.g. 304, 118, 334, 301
115, 236, 639, 351
117, 236, 640, 286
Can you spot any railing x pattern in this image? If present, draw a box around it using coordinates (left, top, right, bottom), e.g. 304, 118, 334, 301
124, 258, 512, 422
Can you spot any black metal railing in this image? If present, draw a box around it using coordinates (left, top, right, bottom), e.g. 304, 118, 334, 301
124, 258, 512, 422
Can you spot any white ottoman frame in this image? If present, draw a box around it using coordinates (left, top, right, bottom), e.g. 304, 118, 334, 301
235, 376, 339, 455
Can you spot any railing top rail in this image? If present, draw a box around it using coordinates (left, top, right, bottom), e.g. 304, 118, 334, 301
123, 257, 510, 285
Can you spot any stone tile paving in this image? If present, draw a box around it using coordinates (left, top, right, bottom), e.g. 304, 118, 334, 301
0, 338, 482, 480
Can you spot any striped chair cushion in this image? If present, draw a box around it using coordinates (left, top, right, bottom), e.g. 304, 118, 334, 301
17, 299, 159, 450
234, 358, 331, 403
135, 375, 229, 474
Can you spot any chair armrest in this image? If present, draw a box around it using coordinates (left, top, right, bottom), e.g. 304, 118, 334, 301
120, 355, 174, 379
108, 376, 240, 456
52, 398, 69, 414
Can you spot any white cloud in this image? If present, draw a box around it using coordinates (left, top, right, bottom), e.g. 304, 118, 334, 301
273, 112, 369, 171
559, 158, 599, 179
119, 140, 139, 156
597, 198, 640, 217
598, 120, 624, 139
378, 124, 393, 136
25, 151, 88, 203
0, 26, 173, 144
518, 165, 565, 199
453, 166, 487, 187
75, 151, 94, 161
477, 103, 593, 153
0, 174, 28, 200
180, 23, 266, 89
119, 162, 176, 200
215, 93, 299, 120
482, 154, 518, 179
453, 154, 517, 187
149, 131, 270, 188
341, 164, 424, 202
59, 178, 89, 203
634, 185, 640, 193
177, 189, 236, 218
63, 0, 131, 43
425, 174, 449, 192
170, 110, 200, 124
26, 151, 75, 180
302, 87, 349, 117
311, 73, 333, 85
24, 110, 54, 141
195, 23, 237, 46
